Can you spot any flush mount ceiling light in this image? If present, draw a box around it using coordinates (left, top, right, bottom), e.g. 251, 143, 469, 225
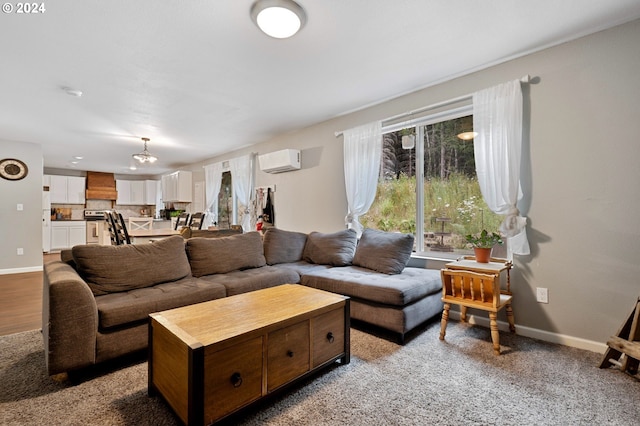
61, 86, 83, 97
132, 137, 158, 164
457, 131, 478, 141
250, 0, 306, 39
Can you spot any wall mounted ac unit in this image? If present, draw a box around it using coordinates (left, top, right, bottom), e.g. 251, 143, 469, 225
258, 149, 301, 173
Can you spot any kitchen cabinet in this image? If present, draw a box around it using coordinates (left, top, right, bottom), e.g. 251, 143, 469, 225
51, 221, 86, 250
161, 171, 192, 202
145, 180, 159, 205
116, 179, 159, 205
47, 175, 86, 204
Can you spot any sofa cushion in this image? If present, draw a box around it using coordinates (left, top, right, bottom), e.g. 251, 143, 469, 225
352, 229, 414, 274
302, 229, 357, 266
198, 265, 301, 296
72, 236, 191, 296
186, 232, 266, 277
95, 276, 226, 329
301, 266, 442, 307
263, 228, 308, 265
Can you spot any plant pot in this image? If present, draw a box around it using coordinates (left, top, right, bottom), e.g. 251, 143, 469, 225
474, 247, 492, 263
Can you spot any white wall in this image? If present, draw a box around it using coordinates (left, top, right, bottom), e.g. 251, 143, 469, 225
0, 140, 43, 273
189, 19, 640, 346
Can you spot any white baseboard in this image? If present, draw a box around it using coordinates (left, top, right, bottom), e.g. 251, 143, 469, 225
448, 311, 607, 354
0, 266, 43, 275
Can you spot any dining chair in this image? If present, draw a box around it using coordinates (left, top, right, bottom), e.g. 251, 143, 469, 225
174, 212, 190, 230
104, 212, 120, 245
188, 212, 205, 230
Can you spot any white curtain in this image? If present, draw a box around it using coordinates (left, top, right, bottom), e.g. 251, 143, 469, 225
229, 154, 254, 232
343, 121, 382, 237
203, 162, 224, 228
473, 79, 530, 258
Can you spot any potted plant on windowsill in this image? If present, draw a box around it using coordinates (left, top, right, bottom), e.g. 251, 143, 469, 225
465, 230, 503, 263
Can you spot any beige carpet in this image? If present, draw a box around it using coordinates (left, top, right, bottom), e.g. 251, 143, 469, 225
1, 321, 639, 425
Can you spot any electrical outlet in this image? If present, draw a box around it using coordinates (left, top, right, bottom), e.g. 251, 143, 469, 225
17, 248, 24, 255
17, 203, 23, 211
536, 287, 549, 304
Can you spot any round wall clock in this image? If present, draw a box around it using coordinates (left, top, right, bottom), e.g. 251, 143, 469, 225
0, 158, 29, 181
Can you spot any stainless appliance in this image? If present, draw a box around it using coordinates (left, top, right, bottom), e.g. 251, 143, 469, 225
84, 209, 108, 244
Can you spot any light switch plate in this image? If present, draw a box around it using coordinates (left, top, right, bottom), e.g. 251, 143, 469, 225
536, 287, 549, 304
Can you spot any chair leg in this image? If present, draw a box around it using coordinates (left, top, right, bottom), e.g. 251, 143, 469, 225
506, 303, 516, 332
489, 312, 500, 355
439, 303, 450, 340
460, 306, 468, 322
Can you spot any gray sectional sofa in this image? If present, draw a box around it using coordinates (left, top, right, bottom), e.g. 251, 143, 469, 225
43, 228, 442, 375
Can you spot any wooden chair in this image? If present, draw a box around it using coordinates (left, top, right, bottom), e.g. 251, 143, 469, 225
188, 212, 205, 230
439, 268, 515, 355
174, 212, 190, 230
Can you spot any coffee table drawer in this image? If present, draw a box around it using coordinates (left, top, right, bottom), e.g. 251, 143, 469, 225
204, 336, 263, 423
312, 307, 346, 368
267, 320, 310, 392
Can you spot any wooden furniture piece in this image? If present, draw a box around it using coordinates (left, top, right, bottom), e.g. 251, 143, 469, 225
128, 216, 154, 231
188, 212, 205, 230
174, 212, 190, 230
599, 298, 640, 375
149, 284, 350, 425
440, 257, 515, 355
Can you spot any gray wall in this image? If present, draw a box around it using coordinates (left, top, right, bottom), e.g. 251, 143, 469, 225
0, 140, 43, 272
187, 19, 640, 347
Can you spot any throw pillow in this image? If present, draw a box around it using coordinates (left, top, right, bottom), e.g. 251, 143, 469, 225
263, 228, 308, 265
186, 231, 266, 277
302, 229, 357, 266
352, 228, 414, 274
72, 235, 191, 296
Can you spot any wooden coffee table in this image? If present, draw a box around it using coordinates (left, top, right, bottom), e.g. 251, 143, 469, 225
148, 284, 350, 425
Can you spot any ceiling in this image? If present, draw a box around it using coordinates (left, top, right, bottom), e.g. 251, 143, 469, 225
2, 1, 640, 176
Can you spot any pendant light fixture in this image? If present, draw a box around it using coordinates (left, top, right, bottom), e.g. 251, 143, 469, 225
457, 131, 478, 141
132, 137, 158, 164
250, 0, 306, 39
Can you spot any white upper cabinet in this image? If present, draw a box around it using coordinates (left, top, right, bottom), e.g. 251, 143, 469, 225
116, 179, 159, 205
161, 171, 192, 202
46, 175, 86, 204
145, 180, 159, 205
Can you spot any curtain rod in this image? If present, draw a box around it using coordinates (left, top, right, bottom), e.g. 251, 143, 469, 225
335, 74, 530, 137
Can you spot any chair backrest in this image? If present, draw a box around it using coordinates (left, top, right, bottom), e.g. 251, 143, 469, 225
441, 268, 500, 309
116, 213, 131, 244
174, 212, 190, 230
128, 216, 153, 231
188, 212, 205, 230
104, 212, 120, 245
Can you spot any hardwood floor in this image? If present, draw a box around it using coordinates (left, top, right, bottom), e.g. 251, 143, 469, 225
0, 253, 60, 336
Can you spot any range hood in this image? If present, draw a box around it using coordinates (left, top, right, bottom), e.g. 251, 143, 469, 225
85, 171, 117, 200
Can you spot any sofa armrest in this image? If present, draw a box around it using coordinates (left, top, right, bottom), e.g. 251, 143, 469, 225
43, 261, 98, 375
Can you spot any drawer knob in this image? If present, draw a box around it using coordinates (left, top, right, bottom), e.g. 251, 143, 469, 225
287, 350, 294, 358
326, 332, 335, 343
230, 372, 243, 388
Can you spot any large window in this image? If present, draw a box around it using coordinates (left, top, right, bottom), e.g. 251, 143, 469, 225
361, 109, 502, 256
